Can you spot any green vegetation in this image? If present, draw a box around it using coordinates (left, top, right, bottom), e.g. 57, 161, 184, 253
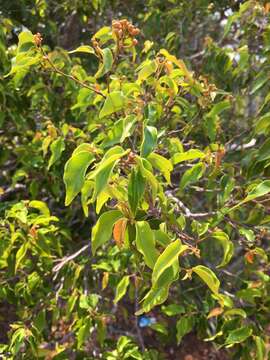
1, 1, 270, 359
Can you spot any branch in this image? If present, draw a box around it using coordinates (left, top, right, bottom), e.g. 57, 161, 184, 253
52, 244, 90, 273
165, 190, 216, 218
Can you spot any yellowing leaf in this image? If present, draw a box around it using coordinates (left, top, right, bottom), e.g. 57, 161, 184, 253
207, 307, 224, 319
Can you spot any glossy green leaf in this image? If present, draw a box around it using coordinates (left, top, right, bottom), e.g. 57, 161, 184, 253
230, 180, 270, 211
91, 210, 123, 255
192, 265, 220, 295
152, 240, 188, 285
128, 166, 146, 215
255, 336, 266, 360
180, 162, 205, 190
140, 125, 157, 158
95, 48, 114, 78
69, 45, 95, 54
48, 137, 65, 170
15, 242, 28, 272
114, 275, 130, 304
64, 150, 95, 206
225, 326, 252, 346
258, 138, 270, 162
99, 91, 125, 118
176, 316, 194, 345
135, 221, 159, 269
135, 286, 169, 316
172, 149, 205, 165
210, 231, 234, 268
89, 147, 128, 201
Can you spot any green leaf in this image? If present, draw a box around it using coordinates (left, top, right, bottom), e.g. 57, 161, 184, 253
99, 91, 125, 118
251, 73, 268, 95
95, 48, 114, 78
136, 156, 158, 199
135, 221, 159, 269
114, 275, 130, 304
128, 166, 146, 215
176, 316, 194, 345
210, 231, 234, 268
258, 138, 270, 162
81, 180, 94, 217
15, 242, 28, 272
161, 304, 185, 316
91, 210, 123, 254
64, 150, 95, 206
192, 265, 220, 295
89, 146, 128, 201
207, 100, 231, 118
135, 286, 169, 316
172, 149, 205, 165
77, 318, 91, 349
180, 162, 205, 190
69, 45, 95, 54
230, 180, 270, 211
48, 137, 65, 170
29, 200, 50, 217
152, 240, 188, 286
255, 336, 266, 360
254, 113, 270, 135
225, 326, 252, 346
223, 308, 247, 318
140, 125, 157, 158
147, 153, 173, 183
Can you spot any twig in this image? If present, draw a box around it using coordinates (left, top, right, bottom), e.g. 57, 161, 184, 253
41, 48, 106, 99
165, 190, 216, 218
52, 244, 90, 273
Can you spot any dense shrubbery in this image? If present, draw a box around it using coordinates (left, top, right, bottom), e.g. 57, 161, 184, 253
1, 1, 270, 359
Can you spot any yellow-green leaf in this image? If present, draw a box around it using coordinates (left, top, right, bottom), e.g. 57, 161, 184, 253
192, 265, 220, 295
114, 275, 130, 304
135, 221, 159, 269
152, 240, 188, 286
91, 210, 123, 255
99, 91, 125, 118
64, 151, 95, 206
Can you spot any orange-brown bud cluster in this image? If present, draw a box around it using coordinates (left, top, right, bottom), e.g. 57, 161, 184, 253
34, 32, 43, 47
112, 19, 140, 46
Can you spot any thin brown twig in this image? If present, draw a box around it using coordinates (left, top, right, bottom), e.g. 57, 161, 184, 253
41, 48, 106, 98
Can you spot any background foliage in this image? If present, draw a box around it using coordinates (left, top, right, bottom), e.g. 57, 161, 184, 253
1, 0, 270, 359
